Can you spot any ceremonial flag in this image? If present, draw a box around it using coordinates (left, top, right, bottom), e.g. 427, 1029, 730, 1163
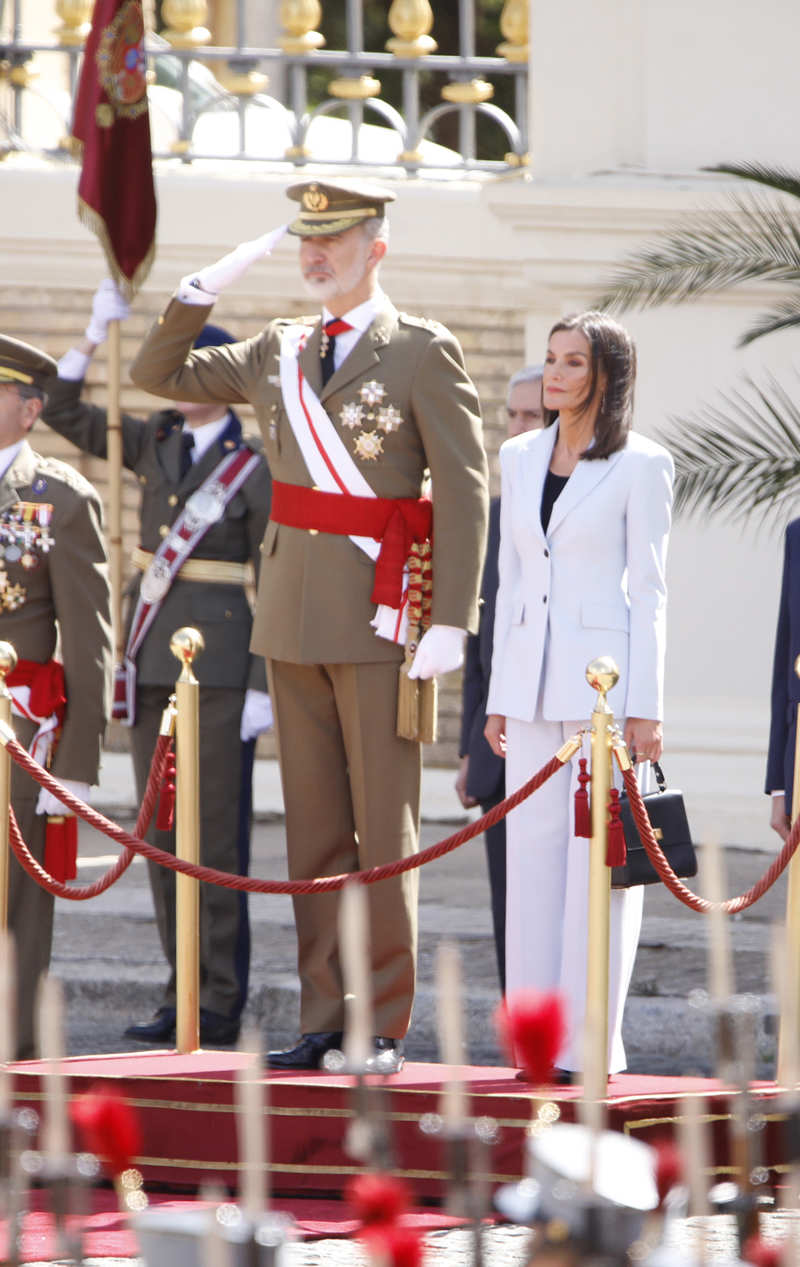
72, 0, 156, 298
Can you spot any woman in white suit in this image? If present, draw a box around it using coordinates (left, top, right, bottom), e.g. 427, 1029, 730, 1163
485, 311, 673, 1080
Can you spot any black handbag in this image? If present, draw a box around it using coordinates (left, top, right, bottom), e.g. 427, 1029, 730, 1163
611, 761, 697, 889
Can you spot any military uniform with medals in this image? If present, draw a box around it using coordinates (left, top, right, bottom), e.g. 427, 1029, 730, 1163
129, 181, 489, 1063
0, 336, 112, 1059
42, 330, 271, 1041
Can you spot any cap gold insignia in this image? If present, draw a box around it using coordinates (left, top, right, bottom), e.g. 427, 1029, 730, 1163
302, 187, 329, 212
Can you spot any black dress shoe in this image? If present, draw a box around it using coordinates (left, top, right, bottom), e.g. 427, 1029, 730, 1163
514, 1066, 575, 1084
199, 1009, 240, 1046
367, 1036, 405, 1074
266, 1031, 344, 1071
124, 1006, 176, 1043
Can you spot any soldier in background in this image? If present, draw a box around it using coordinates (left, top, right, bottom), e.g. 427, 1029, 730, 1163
41, 284, 272, 1047
0, 335, 112, 1059
456, 365, 544, 993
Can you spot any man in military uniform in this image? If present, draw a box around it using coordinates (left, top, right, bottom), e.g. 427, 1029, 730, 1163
129, 179, 489, 1071
41, 291, 272, 1047
0, 335, 112, 1059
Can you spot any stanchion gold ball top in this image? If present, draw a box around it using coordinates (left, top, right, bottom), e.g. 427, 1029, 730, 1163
586, 656, 620, 694
0, 642, 18, 679
170, 627, 205, 666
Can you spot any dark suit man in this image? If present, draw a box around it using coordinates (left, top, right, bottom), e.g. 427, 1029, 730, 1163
41, 293, 272, 1046
0, 335, 112, 1058
455, 366, 543, 992
128, 179, 489, 1071
767, 516, 800, 840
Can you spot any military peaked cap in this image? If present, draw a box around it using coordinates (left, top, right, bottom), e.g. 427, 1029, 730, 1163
0, 336, 57, 394
286, 178, 396, 237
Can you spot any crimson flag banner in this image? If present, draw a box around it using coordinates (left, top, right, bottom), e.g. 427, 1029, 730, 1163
72, 0, 156, 298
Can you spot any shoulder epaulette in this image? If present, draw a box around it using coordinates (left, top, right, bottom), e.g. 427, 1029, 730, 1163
397, 312, 449, 337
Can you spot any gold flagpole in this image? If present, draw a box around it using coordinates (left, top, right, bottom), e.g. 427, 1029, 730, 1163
107, 318, 124, 658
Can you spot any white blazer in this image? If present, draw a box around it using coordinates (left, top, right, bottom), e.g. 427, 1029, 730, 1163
486, 423, 674, 723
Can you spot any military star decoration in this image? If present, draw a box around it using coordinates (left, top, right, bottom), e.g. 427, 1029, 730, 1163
338, 382, 404, 462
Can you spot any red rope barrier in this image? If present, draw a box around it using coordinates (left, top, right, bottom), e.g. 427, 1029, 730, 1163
621, 766, 800, 913
7, 734, 173, 900
5, 732, 565, 897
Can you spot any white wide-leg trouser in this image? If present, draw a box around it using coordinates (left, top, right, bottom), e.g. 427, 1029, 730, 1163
505, 716, 644, 1074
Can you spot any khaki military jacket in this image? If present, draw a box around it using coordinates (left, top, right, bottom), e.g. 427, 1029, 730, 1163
130, 295, 488, 664
0, 441, 112, 782
42, 379, 270, 691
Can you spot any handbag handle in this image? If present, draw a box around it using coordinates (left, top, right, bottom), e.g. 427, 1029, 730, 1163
651, 760, 667, 792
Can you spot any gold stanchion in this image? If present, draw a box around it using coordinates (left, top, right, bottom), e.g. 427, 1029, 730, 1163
583, 655, 619, 1106
777, 654, 800, 1086
107, 320, 124, 660
171, 626, 204, 1054
0, 642, 16, 932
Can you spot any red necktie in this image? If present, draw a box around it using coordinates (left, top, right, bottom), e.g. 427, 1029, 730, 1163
320, 318, 353, 386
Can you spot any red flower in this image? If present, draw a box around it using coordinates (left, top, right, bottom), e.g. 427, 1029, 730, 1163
361, 1223, 425, 1267
346, 1172, 410, 1226
743, 1237, 783, 1267
494, 990, 567, 1085
70, 1082, 142, 1178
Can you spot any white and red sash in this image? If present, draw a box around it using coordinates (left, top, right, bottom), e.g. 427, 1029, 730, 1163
278, 324, 409, 644
112, 446, 260, 724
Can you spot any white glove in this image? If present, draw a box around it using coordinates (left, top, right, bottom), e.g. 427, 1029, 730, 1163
240, 689, 273, 742
85, 278, 131, 345
36, 779, 91, 817
407, 625, 465, 681
178, 224, 289, 305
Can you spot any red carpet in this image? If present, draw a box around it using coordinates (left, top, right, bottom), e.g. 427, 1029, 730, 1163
9, 1051, 793, 1202
0, 1189, 472, 1261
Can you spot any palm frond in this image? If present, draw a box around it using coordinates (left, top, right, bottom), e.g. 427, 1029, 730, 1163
664, 373, 800, 530
737, 290, 800, 345
595, 194, 800, 314
704, 162, 800, 202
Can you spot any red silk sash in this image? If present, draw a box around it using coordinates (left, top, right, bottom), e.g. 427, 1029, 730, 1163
269, 481, 432, 609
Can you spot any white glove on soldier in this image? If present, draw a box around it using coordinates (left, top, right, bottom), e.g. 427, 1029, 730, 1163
407, 625, 465, 680
36, 780, 91, 817
85, 278, 131, 345
178, 224, 289, 305
240, 689, 273, 742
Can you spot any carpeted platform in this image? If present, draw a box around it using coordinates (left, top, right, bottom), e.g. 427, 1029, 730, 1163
9, 1051, 794, 1201
0, 1189, 473, 1261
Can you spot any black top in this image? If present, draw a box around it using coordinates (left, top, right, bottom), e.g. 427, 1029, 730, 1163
541, 469, 570, 532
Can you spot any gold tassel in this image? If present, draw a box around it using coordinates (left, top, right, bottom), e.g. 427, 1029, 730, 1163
418, 676, 437, 744
396, 648, 420, 741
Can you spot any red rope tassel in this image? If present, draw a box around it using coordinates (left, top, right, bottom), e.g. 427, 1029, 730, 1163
606, 787, 626, 867
156, 751, 176, 831
574, 757, 591, 837
44, 815, 78, 882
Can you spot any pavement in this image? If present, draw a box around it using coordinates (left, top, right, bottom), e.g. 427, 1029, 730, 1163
44, 745, 787, 1077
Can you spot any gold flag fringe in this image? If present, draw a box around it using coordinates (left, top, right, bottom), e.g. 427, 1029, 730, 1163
78, 195, 155, 302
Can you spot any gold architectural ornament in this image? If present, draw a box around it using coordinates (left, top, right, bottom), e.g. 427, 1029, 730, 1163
54, 0, 92, 47
386, 0, 437, 58
329, 74, 381, 101
8, 65, 36, 87
161, 0, 211, 49
210, 1, 268, 96
441, 78, 494, 105
504, 150, 530, 167
278, 0, 325, 55
284, 143, 312, 159
170, 139, 192, 154
496, 0, 528, 62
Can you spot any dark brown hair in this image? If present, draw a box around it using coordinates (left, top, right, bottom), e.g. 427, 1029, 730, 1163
542, 311, 636, 461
